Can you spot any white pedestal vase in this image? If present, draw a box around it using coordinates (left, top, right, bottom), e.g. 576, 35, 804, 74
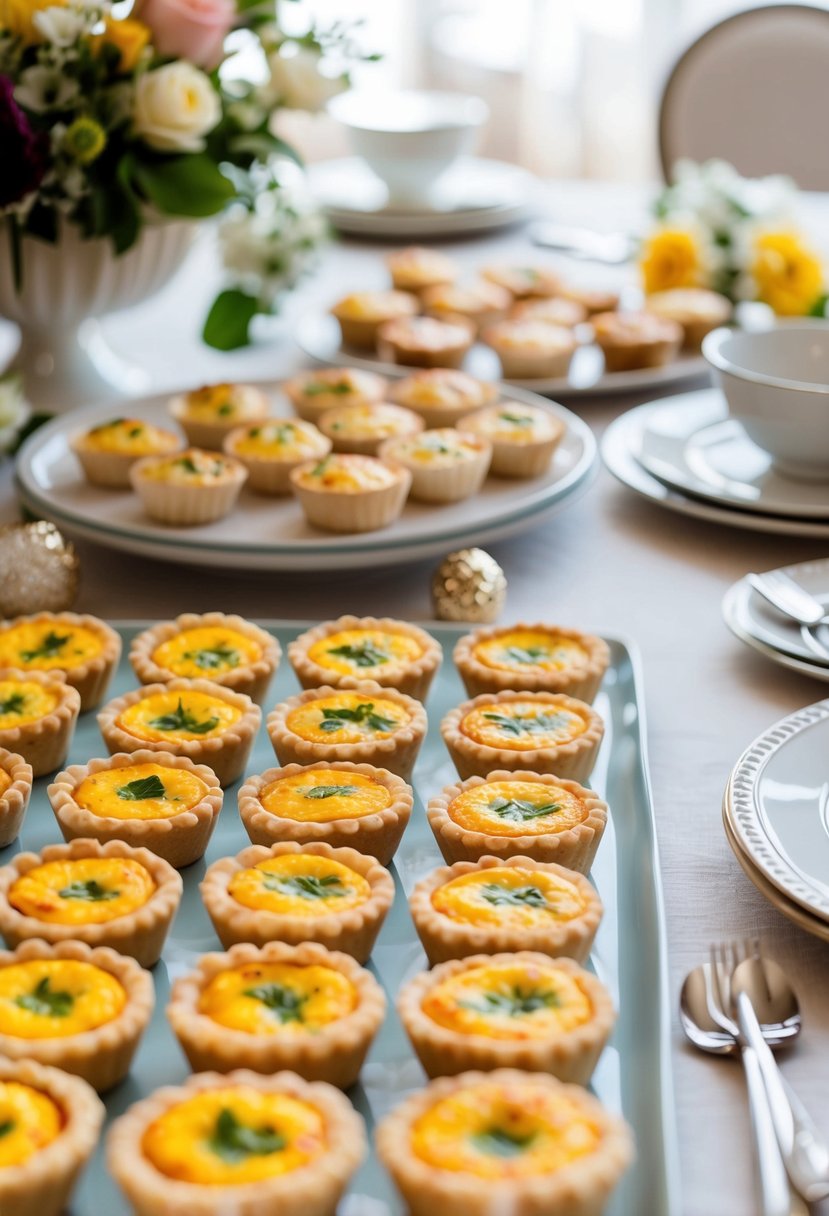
0, 219, 197, 413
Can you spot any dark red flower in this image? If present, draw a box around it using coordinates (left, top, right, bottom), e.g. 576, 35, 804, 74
0, 75, 50, 209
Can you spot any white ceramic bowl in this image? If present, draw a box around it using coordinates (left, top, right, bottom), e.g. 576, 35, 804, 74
703, 322, 829, 480
328, 89, 488, 206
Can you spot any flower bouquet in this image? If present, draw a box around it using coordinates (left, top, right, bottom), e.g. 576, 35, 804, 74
639, 159, 827, 316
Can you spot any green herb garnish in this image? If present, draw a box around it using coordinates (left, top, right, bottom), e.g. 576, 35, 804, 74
262, 873, 348, 900
117, 774, 168, 801
486, 796, 561, 823
0, 693, 25, 716
244, 983, 307, 1024
304, 380, 352, 397
182, 644, 241, 672
480, 882, 549, 909
176, 456, 200, 474
20, 631, 71, 662
15, 977, 74, 1018
327, 641, 391, 668
502, 646, 549, 665
482, 711, 570, 738
128, 425, 143, 438
0, 1120, 14, 1138
472, 1126, 536, 1158
310, 456, 332, 477
499, 412, 533, 426
217, 402, 234, 416
302, 784, 358, 800
319, 702, 396, 733
58, 880, 119, 902
460, 984, 560, 1018
208, 1108, 285, 1164
148, 698, 219, 735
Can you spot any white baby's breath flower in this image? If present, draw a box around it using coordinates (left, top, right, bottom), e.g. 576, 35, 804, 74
15, 65, 79, 113
32, 5, 88, 45
259, 45, 347, 113
133, 62, 221, 152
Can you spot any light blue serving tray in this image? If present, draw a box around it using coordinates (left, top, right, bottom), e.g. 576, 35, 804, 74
0, 622, 680, 1214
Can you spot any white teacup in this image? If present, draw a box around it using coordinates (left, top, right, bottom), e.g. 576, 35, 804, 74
328, 89, 489, 206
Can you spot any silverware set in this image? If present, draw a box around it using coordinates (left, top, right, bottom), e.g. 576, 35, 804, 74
681, 939, 829, 1215
748, 570, 829, 665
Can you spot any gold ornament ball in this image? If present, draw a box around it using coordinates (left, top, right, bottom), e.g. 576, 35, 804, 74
0, 521, 80, 617
431, 548, 507, 623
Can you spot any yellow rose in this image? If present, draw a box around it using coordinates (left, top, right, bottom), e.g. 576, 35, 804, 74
95, 16, 151, 72
751, 230, 824, 316
0, 0, 64, 44
639, 226, 706, 295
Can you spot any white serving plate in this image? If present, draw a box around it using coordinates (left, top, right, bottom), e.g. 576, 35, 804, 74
296, 312, 709, 401
725, 698, 829, 921
722, 559, 829, 675
602, 396, 829, 538
15, 383, 597, 572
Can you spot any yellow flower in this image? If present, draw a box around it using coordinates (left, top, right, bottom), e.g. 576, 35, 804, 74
0, 0, 64, 44
64, 117, 106, 164
751, 230, 824, 316
639, 226, 707, 295
95, 16, 151, 72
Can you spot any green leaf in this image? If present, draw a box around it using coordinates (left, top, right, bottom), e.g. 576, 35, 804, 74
130, 153, 235, 218
149, 697, 219, 735
480, 882, 549, 909
809, 294, 829, 318
208, 1108, 285, 1164
482, 712, 570, 738
182, 644, 241, 672
502, 646, 548, 665
327, 641, 391, 668
472, 1126, 536, 1158
498, 412, 533, 426
303, 379, 353, 397
302, 784, 357, 800
262, 873, 347, 899
59, 880, 119, 902
20, 631, 71, 662
202, 289, 260, 352
486, 797, 561, 824
0, 693, 26, 716
0, 1119, 14, 1138
15, 976, 74, 1018
460, 984, 560, 1018
319, 702, 396, 733
244, 982, 307, 1023
116, 774, 167, 801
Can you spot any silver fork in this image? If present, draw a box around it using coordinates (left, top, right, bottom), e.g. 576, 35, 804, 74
707, 944, 808, 1216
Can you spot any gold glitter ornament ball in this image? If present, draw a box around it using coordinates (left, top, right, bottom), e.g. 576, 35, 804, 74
0, 521, 79, 616
431, 548, 507, 623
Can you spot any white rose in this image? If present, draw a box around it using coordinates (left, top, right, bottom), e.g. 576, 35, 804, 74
133, 62, 221, 153
261, 46, 347, 113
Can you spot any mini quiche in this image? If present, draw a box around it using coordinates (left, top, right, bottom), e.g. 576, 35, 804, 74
288, 615, 442, 701
561, 284, 620, 316
0, 749, 32, 849
267, 682, 427, 781
167, 940, 385, 1089
454, 623, 610, 702
0, 838, 183, 968
644, 286, 732, 351
238, 761, 413, 866
168, 383, 270, 451
481, 319, 577, 380
409, 855, 603, 965
421, 280, 512, 336
290, 453, 411, 534
331, 289, 419, 349
0, 939, 154, 1091
592, 310, 682, 372
377, 315, 474, 370
0, 612, 121, 712
107, 1069, 365, 1216
130, 448, 248, 526
482, 263, 565, 299
442, 692, 604, 783
282, 367, 387, 423
98, 678, 260, 787
459, 402, 565, 478
223, 418, 331, 495
386, 246, 458, 294
130, 612, 281, 704
376, 1068, 633, 1216
317, 401, 424, 456
388, 368, 498, 429
0, 669, 80, 778
71, 417, 182, 488
0, 1057, 104, 1216
201, 841, 394, 962
379, 428, 492, 504
510, 295, 587, 328
49, 751, 224, 869
427, 770, 608, 872
399, 952, 614, 1084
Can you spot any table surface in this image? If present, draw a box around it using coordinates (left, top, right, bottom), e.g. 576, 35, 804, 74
3, 180, 829, 1216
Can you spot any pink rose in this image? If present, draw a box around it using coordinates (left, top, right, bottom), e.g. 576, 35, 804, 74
136, 0, 235, 69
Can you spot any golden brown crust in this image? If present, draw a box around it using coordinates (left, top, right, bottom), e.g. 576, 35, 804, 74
167, 940, 386, 1088
398, 952, 615, 1083
107, 1068, 366, 1216
168, 386, 270, 451
288, 616, 442, 701
289, 459, 412, 533
130, 614, 281, 703
98, 677, 260, 787
201, 841, 394, 962
409, 855, 603, 965
48, 750, 224, 869
377, 315, 474, 369
0, 1057, 104, 1216
0, 668, 80, 779
0, 748, 32, 848
267, 681, 427, 780
130, 452, 248, 525
282, 368, 388, 422
376, 1068, 634, 1216
0, 612, 121, 711
0, 838, 183, 967
378, 431, 492, 504
238, 761, 413, 866
453, 624, 610, 702
458, 409, 566, 478
0, 939, 154, 1091
426, 771, 608, 873
387, 370, 498, 429
441, 691, 604, 783
592, 311, 681, 372
223, 423, 331, 494
332, 291, 419, 349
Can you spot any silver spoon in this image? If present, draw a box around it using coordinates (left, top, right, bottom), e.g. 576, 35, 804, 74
748, 571, 829, 629
680, 966, 809, 1216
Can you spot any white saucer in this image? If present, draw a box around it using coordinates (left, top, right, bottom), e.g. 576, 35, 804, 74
307, 157, 535, 237
602, 397, 829, 538
637, 389, 829, 519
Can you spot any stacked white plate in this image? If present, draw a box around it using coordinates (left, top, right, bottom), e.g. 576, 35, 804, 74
723, 698, 829, 942
602, 388, 829, 538
723, 559, 829, 682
